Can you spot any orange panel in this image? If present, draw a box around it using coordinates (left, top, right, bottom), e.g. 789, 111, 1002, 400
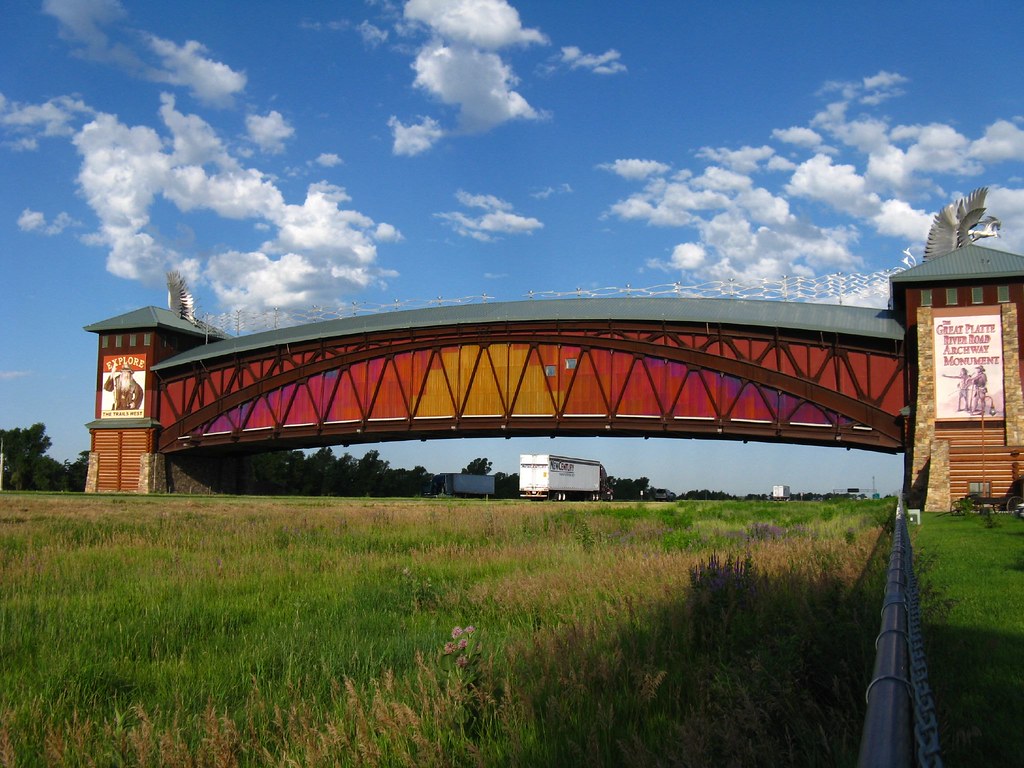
325, 368, 365, 422
616, 357, 661, 416
368, 358, 408, 419
671, 370, 718, 419
606, 351, 634, 411
286, 382, 319, 424
510, 346, 556, 416
562, 350, 608, 416
414, 352, 456, 418
488, 345, 513, 403
463, 347, 505, 416
456, 346, 482, 411
729, 382, 775, 421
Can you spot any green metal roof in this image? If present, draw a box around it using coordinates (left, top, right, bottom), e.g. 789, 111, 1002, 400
83, 306, 228, 339
84, 418, 162, 430
890, 244, 1024, 284
152, 296, 902, 371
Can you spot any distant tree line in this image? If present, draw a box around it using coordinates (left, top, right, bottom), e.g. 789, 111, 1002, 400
249, 450, 659, 500
0, 426, 662, 499
0, 424, 88, 491
5, 423, 852, 500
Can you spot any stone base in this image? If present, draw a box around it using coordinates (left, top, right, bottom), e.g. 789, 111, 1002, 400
924, 440, 950, 512
169, 454, 252, 494
140, 453, 167, 493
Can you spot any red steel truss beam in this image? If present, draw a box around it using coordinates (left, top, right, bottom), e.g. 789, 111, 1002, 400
156, 319, 904, 453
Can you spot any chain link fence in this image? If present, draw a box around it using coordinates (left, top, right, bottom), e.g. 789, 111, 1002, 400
858, 499, 943, 767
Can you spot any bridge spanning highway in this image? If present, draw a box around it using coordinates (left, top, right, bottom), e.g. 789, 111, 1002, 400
149, 297, 906, 456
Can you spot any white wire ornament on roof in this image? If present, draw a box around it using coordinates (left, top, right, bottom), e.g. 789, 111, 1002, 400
197, 265, 905, 336
184, 187, 1008, 337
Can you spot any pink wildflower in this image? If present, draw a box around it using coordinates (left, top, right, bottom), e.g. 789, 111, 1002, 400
443, 641, 456, 655
458, 637, 468, 650
464, 625, 476, 634
451, 626, 463, 638
456, 655, 469, 668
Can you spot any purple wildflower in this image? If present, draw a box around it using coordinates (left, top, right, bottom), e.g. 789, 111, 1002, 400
746, 522, 785, 541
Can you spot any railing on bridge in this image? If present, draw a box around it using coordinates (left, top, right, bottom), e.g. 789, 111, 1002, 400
196, 268, 906, 336
858, 498, 943, 767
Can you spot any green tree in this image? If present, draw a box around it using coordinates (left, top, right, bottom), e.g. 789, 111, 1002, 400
353, 450, 390, 496
608, 475, 651, 501
301, 447, 337, 496
250, 450, 306, 495
1, 423, 57, 491
462, 457, 492, 475
493, 471, 520, 498
61, 452, 90, 492
386, 465, 433, 496
325, 452, 357, 495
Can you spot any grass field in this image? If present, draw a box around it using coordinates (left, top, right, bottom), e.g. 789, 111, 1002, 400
1, 494, 896, 766
913, 510, 1024, 766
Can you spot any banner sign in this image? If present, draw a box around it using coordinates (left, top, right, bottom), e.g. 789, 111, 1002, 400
100, 354, 147, 418
933, 309, 1003, 420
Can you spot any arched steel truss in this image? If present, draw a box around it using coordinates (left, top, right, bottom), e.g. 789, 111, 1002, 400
156, 318, 905, 454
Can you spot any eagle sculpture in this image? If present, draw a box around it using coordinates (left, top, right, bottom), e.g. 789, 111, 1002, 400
166, 270, 196, 323
923, 186, 1001, 260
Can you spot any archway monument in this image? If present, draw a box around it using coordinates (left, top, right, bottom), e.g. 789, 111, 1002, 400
83, 213, 1024, 510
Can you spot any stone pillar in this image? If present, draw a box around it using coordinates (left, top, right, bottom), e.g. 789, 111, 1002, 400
1002, 303, 1024, 446
925, 439, 950, 512
909, 307, 937, 508
85, 452, 100, 493
139, 453, 168, 493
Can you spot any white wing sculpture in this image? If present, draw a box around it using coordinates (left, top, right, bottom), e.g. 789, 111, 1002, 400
166, 270, 196, 323
923, 187, 1001, 260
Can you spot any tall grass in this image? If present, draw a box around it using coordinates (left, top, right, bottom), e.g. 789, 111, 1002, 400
0, 494, 892, 766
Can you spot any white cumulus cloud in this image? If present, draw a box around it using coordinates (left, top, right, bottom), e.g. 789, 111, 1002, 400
66, 97, 396, 308
436, 189, 543, 241
598, 158, 671, 180
147, 36, 247, 107
18, 209, 78, 235
0, 94, 95, 149
389, 115, 445, 156
404, 0, 547, 49
772, 126, 825, 150
970, 119, 1024, 162
43, 1, 247, 107
246, 110, 294, 154
606, 69, 1024, 292
669, 243, 706, 270
392, 0, 548, 152
412, 41, 540, 133
560, 46, 626, 75
315, 152, 343, 167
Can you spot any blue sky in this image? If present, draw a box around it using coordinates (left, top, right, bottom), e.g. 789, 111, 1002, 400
3, 0, 1024, 495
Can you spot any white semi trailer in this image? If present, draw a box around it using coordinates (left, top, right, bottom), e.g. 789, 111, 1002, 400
519, 454, 612, 501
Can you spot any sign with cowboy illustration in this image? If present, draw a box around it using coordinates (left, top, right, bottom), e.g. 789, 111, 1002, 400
933, 308, 1003, 421
100, 354, 147, 418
